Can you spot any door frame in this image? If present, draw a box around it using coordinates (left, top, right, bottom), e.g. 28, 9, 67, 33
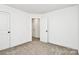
31, 16, 48, 43
31, 17, 40, 40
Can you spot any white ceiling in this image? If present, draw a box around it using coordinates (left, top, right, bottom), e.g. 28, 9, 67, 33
6, 4, 76, 14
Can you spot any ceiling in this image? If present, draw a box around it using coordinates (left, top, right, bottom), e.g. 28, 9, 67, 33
6, 4, 76, 14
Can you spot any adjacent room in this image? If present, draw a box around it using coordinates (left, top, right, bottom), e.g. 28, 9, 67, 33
0, 4, 79, 55
32, 18, 40, 41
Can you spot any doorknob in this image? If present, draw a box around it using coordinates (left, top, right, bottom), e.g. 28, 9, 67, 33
8, 31, 11, 33
46, 30, 48, 32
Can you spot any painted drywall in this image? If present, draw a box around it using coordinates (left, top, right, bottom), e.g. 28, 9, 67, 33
0, 4, 79, 53
0, 4, 31, 47
45, 5, 79, 51
78, 6, 79, 52
32, 18, 40, 38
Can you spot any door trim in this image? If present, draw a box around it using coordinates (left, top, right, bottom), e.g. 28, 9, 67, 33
31, 17, 40, 41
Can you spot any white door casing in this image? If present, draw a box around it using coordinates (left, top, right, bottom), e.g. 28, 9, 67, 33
0, 12, 10, 50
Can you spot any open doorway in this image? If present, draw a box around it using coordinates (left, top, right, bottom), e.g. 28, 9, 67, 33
32, 18, 40, 41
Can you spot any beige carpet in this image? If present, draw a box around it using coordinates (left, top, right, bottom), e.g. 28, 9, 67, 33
0, 38, 78, 55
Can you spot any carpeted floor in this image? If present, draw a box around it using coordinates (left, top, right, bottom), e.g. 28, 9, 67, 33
0, 38, 78, 55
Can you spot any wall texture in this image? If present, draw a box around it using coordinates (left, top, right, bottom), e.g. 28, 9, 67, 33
45, 5, 79, 51
0, 4, 31, 47
0, 4, 79, 53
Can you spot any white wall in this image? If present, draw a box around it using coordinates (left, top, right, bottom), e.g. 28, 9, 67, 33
45, 5, 79, 51
0, 4, 79, 52
0, 5, 31, 47
32, 18, 40, 38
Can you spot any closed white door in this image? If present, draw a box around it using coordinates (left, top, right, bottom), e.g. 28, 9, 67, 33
0, 12, 10, 50
40, 16, 48, 42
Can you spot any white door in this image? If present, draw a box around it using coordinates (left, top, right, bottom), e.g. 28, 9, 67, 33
0, 12, 10, 50
40, 16, 48, 42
